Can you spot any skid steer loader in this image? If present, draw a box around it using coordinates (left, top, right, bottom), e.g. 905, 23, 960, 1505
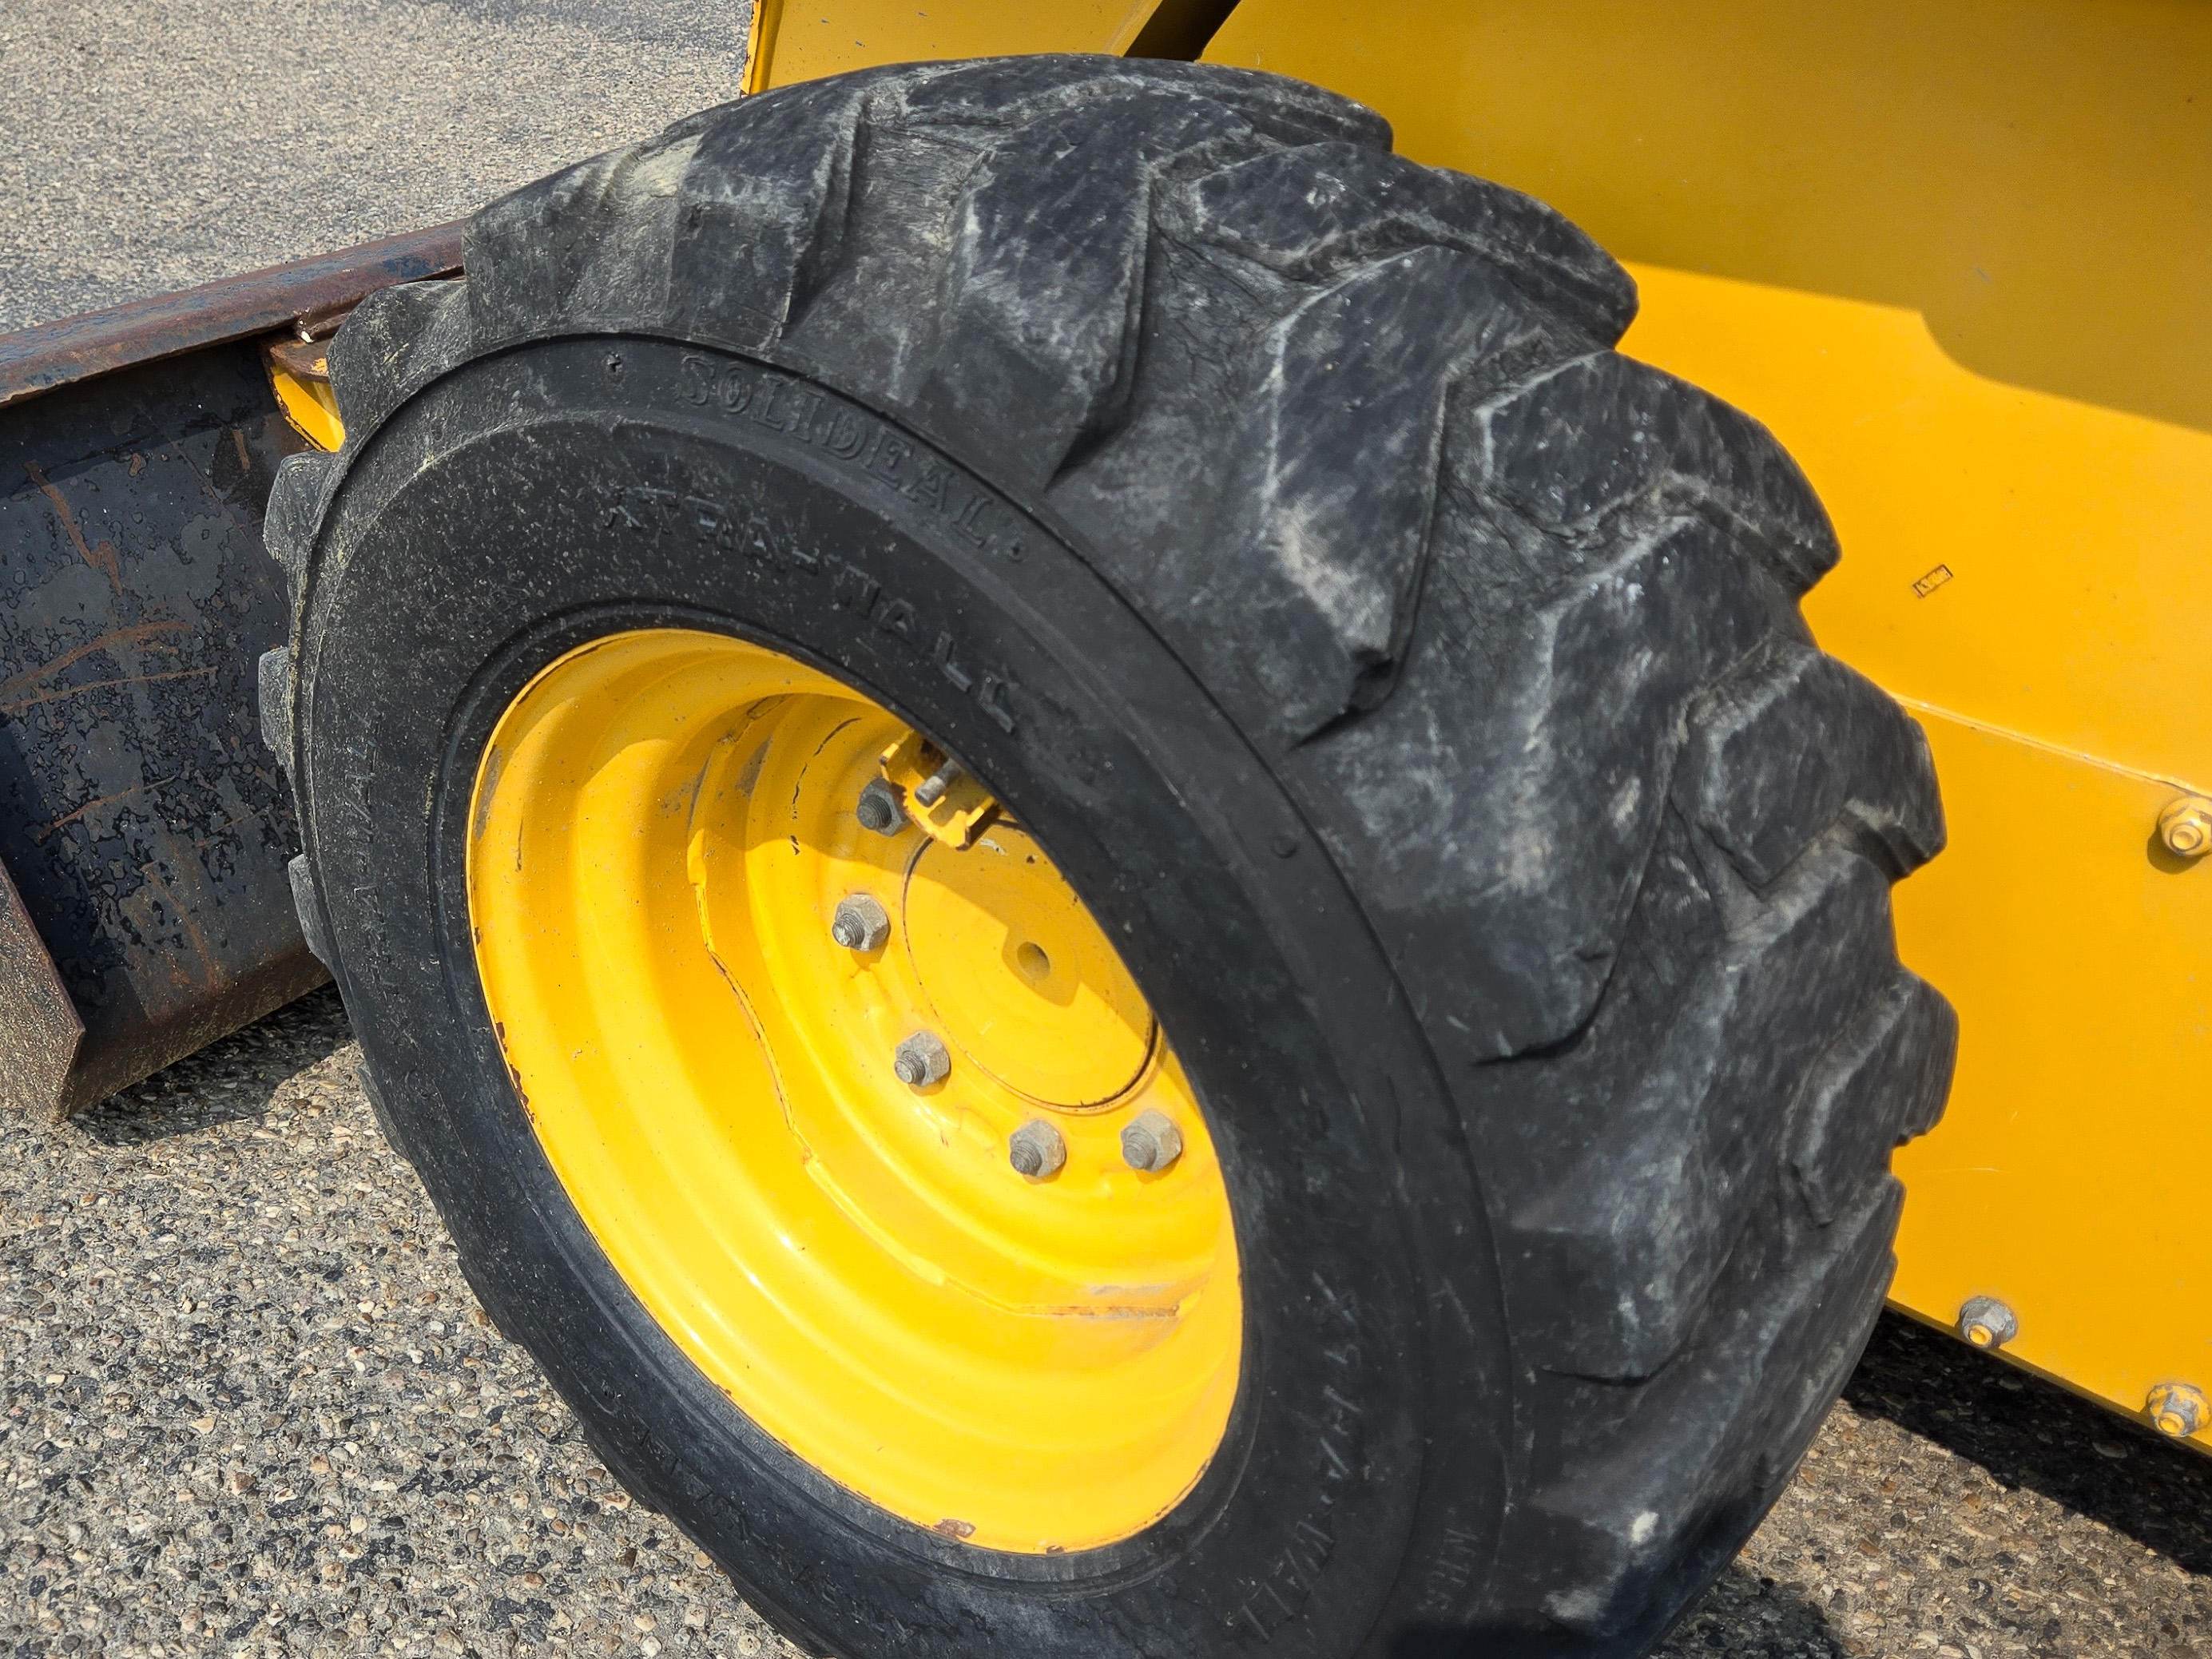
1, 2, 2202, 1653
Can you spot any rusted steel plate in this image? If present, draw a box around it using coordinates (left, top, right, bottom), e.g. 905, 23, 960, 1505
0, 340, 329, 1116
0, 851, 82, 1119
0, 221, 463, 412
0, 224, 468, 1116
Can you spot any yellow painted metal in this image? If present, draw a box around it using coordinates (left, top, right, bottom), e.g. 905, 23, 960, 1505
746, 0, 1172, 93
1611, 271, 2212, 823
879, 728, 999, 851
263, 338, 344, 453
1197, 0, 2212, 1439
902, 825, 1158, 1108
467, 629, 1241, 1549
1610, 272, 2212, 1451
1206, 0, 2212, 435
712, 0, 2212, 1439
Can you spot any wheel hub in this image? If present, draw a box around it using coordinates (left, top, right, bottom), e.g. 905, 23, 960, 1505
466, 628, 1241, 1553
902, 826, 1157, 1109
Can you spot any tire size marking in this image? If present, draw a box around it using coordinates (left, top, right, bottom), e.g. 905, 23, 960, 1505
678, 355, 1029, 564
1225, 1272, 1369, 1642
1416, 1526, 1486, 1617
594, 481, 1019, 735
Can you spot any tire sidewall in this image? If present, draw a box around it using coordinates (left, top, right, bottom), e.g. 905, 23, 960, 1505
296, 335, 1511, 1657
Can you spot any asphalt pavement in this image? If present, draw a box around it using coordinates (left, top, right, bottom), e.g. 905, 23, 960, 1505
0, 0, 750, 331
4, 994, 2211, 1657
4, 2, 2212, 1656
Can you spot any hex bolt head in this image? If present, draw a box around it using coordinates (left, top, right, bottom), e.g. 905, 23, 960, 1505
1121, 1108, 1185, 1174
1956, 1295, 2019, 1350
829, 894, 892, 953
892, 1030, 951, 1089
1007, 1118, 1066, 1180
2161, 796, 2212, 858
2148, 1381, 2209, 1439
856, 778, 907, 836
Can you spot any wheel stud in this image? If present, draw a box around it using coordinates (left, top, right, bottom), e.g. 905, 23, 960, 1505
892, 1030, 951, 1088
830, 894, 892, 952
1121, 1109, 1184, 1173
914, 756, 963, 808
1007, 1118, 1066, 1179
856, 778, 907, 835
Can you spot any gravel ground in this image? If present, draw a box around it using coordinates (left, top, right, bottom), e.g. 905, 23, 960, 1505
0, 0, 752, 331
0, 993, 802, 1658
5, 2, 2211, 1654
1, 991, 2206, 1657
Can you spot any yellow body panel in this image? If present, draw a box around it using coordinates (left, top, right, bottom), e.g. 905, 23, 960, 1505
469, 630, 1240, 1549
263, 337, 345, 453
747, 0, 1170, 93
740, 1, 2212, 1438
1619, 267, 2212, 1435
1207, 0, 2212, 435
268, 368, 343, 452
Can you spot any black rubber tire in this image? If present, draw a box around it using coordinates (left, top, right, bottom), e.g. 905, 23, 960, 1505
260, 56, 1956, 1659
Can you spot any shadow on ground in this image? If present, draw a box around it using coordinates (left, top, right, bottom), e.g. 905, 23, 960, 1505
1385, 1568, 1845, 1655
1845, 1309, 2212, 1577
71, 985, 355, 1145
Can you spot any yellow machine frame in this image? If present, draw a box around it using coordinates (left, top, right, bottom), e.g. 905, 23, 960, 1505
742, 0, 2212, 1446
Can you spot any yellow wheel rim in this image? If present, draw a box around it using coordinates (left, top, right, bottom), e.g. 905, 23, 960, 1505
467, 629, 1242, 1551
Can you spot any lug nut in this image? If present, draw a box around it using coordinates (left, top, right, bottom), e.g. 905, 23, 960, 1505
892, 1030, 951, 1088
1956, 1295, 2018, 1351
829, 894, 892, 952
1007, 1119, 1066, 1180
2148, 1381, 2208, 1439
856, 778, 907, 836
1121, 1108, 1184, 1173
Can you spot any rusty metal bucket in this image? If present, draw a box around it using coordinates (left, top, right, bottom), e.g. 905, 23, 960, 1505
0, 226, 460, 1117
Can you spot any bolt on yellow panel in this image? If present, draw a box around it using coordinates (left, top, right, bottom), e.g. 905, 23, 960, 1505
1202, 0, 2212, 1437
1879, 716, 2212, 1443
1615, 267, 2212, 1446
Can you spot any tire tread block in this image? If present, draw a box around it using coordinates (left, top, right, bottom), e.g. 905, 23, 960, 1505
907, 93, 1258, 488
897, 55, 1392, 151
286, 853, 331, 970
1473, 352, 1840, 593
661, 73, 912, 349
1508, 847, 1895, 1379
468, 126, 717, 345
1494, 1179, 1900, 1650
1786, 970, 1958, 1226
1686, 640, 1945, 887
256, 645, 293, 768
1176, 141, 1636, 342
262, 452, 332, 588
1293, 514, 1771, 1058
1200, 248, 1563, 743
